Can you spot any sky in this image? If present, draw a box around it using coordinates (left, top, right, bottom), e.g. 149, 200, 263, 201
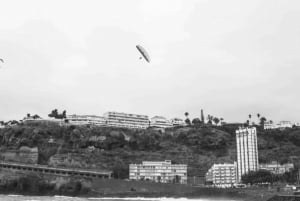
0, 0, 300, 123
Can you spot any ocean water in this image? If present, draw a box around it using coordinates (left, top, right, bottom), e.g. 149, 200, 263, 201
0, 195, 242, 201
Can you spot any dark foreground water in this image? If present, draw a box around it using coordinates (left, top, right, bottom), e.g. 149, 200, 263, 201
0, 195, 242, 201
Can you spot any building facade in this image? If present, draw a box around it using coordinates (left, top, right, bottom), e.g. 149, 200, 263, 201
150, 116, 173, 128
104, 112, 149, 129
129, 160, 187, 184
259, 162, 294, 175
66, 114, 106, 126
236, 127, 259, 182
205, 162, 237, 188
264, 121, 293, 130
264, 121, 277, 130
278, 121, 293, 128
170, 118, 186, 127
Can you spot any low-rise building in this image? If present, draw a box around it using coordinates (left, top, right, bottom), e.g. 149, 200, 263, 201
171, 118, 186, 127
278, 121, 293, 128
259, 161, 294, 174
264, 121, 293, 130
264, 121, 277, 130
150, 116, 173, 128
205, 162, 237, 188
104, 111, 149, 129
66, 114, 106, 126
129, 160, 187, 184
23, 117, 65, 126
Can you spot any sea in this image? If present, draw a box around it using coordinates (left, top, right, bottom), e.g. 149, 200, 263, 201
0, 195, 242, 201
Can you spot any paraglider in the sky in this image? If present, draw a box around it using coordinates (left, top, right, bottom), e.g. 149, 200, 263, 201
136, 45, 150, 63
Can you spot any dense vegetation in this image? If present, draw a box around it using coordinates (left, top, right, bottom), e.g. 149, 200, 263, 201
241, 169, 298, 185
0, 122, 300, 179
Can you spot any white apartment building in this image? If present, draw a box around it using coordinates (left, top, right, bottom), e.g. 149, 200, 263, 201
150, 116, 173, 128
264, 121, 293, 130
22, 117, 65, 126
129, 160, 187, 184
104, 111, 149, 129
259, 162, 294, 175
170, 118, 186, 127
67, 114, 106, 126
236, 127, 259, 182
205, 162, 237, 188
278, 121, 293, 128
264, 121, 277, 130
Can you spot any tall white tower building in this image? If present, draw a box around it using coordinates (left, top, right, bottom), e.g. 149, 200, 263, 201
236, 127, 259, 182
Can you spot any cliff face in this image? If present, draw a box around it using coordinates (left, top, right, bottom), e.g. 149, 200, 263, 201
0, 122, 300, 178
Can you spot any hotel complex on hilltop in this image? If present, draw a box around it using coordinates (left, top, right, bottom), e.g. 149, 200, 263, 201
129, 160, 187, 184
264, 121, 293, 130
104, 111, 149, 129
150, 116, 173, 128
64, 112, 185, 129
236, 127, 259, 182
170, 118, 186, 127
67, 115, 106, 126
10, 108, 188, 130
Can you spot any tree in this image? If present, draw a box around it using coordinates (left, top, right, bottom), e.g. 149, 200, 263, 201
207, 115, 213, 125
32, 114, 40, 119
260, 117, 267, 127
184, 112, 191, 126
48, 109, 58, 118
62, 110, 67, 119
256, 113, 261, 125
185, 118, 191, 126
192, 118, 201, 125
27, 113, 31, 118
48, 109, 67, 119
213, 117, 220, 125
241, 170, 276, 185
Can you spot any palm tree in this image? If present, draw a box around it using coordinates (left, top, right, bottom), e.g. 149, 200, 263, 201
220, 118, 224, 125
257, 113, 261, 125
248, 114, 252, 126
184, 112, 191, 125
260, 117, 267, 126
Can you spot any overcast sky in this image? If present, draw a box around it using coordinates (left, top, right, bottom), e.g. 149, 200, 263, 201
0, 0, 300, 123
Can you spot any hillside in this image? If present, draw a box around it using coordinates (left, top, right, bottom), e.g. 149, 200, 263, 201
0, 122, 300, 178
